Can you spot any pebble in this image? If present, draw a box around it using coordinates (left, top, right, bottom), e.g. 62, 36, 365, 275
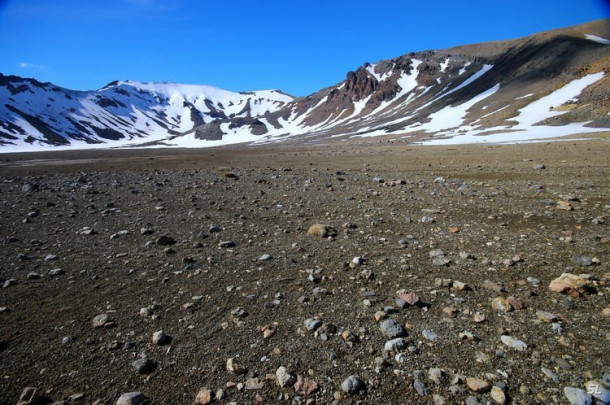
491, 297, 512, 312
490, 386, 506, 404
384, 338, 408, 352
549, 273, 589, 296
258, 253, 272, 261
541, 367, 559, 382
49, 268, 65, 276
422, 329, 438, 341
563, 387, 593, 405
92, 313, 111, 328
379, 319, 407, 338
293, 375, 319, 396
466, 377, 491, 393
304, 318, 322, 332
3, 279, 17, 288
155, 235, 176, 246
413, 376, 429, 396
341, 375, 364, 394
500, 335, 527, 351
428, 367, 443, 384
536, 310, 558, 322
152, 330, 171, 345
116, 392, 145, 405
218, 240, 235, 248
193, 388, 213, 405
226, 358, 247, 375
276, 366, 296, 387
571, 255, 593, 266
132, 356, 155, 374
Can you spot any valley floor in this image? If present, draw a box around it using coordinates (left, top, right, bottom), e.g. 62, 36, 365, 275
0, 139, 608, 404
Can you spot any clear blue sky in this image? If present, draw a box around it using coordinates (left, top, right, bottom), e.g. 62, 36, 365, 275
0, 0, 608, 96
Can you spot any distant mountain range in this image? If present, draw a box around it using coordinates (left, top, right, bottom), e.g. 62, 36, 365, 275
1, 19, 609, 151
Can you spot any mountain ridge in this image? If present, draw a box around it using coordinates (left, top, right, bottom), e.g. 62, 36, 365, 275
1, 19, 609, 151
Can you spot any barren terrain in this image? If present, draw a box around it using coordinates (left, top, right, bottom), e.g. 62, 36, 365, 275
0, 138, 609, 404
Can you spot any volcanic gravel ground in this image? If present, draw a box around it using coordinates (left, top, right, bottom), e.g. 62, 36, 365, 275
0, 141, 608, 404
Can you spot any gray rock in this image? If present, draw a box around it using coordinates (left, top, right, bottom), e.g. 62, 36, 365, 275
572, 255, 593, 266
3, 278, 17, 288
276, 366, 296, 388
92, 313, 110, 328
258, 253, 272, 261
500, 335, 527, 351
541, 367, 559, 382
341, 375, 364, 394
563, 387, 593, 405
49, 268, 65, 276
132, 357, 155, 374
379, 319, 407, 338
152, 330, 171, 345
384, 338, 407, 352
413, 378, 429, 396
422, 329, 439, 341
116, 391, 145, 405
304, 318, 322, 332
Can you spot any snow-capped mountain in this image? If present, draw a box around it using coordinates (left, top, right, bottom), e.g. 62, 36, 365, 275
0, 78, 293, 149
1, 19, 609, 150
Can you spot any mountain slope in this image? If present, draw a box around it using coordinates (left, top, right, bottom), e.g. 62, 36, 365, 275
1, 19, 609, 150
0, 77, 293, 149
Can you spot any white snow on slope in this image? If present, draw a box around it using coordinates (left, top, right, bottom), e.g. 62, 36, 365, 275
420, 72, 606, 145
414, 84, 500, 133
585, 34, 610, 45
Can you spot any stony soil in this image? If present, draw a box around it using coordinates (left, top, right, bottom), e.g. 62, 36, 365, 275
0, 140, 608, 405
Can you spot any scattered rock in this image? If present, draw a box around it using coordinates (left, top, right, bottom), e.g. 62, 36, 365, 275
307, 224, 337, 238
193, 388, 213, 405
341, 375, 364, 394
500, 335, 527, 351
116, 392, 145, 405
276, 366, 296, 388
466, 377, 491, 393
379, 319, 407, 338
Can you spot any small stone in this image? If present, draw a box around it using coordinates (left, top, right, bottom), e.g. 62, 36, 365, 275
27, 272, 41, 280
549, 273, 590, 296
293, 375, 319, 396
152, 330, 171, 345
466, 377, 491, 393
49, 268, 65, 276
474, 313, 486, 323
258, 253, 272, 261
193, 388, 213, 405
571, 255, 593, 267
428, 368, 443, 384
490, 386, 506, 404
500, 335, 527, 351
384, 338, 408, 352
414, 378, 429, 396
307, 224, 337, 238
44, 254, 58, 262
379, 319, 407, 338
304, 318, 322, 332
341, 375, 364, 394
92, 313, 110, 328
556, 200, 573, 210
132, 357, 155, 374
491, 297, 512, 312
397, 290, 420, 306
226, 358, 247, 375
541, 367, 559, 382
116, 391, 145, 405
218, 240, 235, 248
341, 330, 359, 343
422, 329, 438, 341
563, 387, 593, 405
276, 366, 296, 388
155, 235, 176, 246
536, 310, 558, 322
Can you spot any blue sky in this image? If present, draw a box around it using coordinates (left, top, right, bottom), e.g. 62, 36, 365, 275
0, 0, 608, 96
